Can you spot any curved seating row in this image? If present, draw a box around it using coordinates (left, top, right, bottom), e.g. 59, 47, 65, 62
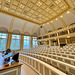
19, 54, 66, 75
19, 45, 75, 75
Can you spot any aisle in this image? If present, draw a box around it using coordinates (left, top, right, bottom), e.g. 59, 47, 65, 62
21, 63, 39, 75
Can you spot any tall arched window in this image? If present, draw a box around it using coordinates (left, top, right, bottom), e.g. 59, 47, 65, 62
0, 33, 8, 51
10, 34, 21, 50
23, 36, 31, 49
33, 37, 38, 48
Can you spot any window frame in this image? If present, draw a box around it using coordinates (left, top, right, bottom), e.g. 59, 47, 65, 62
23, 36, 31, 50
10, 34, 21, 50
0, 33, 8, 51
33, 37, 38, 48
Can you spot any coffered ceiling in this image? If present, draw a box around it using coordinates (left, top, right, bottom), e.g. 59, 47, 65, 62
0, 0, 72, 25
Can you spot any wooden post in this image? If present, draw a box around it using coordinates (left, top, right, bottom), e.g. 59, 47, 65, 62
31, 36, 33, 48
58, 39, 60, 47
20, 35, 24, 51
65, 38, 68, 44
49, 40, 51, 46
6, 33, 12, 49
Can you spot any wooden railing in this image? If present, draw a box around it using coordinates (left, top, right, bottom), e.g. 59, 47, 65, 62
19, 54, 67, 75
50, 33, 57, 38
43, 35, 49, 39
58, 30, 68, 36
69, 27, 75, 33
37, 25, 75, 41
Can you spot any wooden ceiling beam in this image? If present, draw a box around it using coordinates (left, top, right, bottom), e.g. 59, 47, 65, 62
58, 17, 67, 27
49, 22, 56, 31
22, 21, 28, 34
9, 17, 15, 32
31, 25, 37, 35
42, 26, 47, 33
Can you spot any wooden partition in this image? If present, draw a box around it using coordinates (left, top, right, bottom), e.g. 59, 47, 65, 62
19, 46, 75, 75
19, 54, 67, 75
37, 25, 75, 46
58, 30, 68, 36
59, 38, 66, 44
67, 37, 75, 44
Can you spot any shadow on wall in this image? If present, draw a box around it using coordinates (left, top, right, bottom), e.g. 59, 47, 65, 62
33, 33, 37, 37
13, 30, 21, 34
0, 27, 8, 32
24, 31, 30, 36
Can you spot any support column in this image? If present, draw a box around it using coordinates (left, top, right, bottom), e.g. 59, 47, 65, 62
20, 35, 24, 51
44, 41, 46, 45
57, 33, 60, 46
65, 38, 68, 44
6, 33, 12, 49
67, 29, 71, 44
68, 38, 71, 44
49, 40, 51, 46
45, 41, 47, 45
31, 36, 33, 48
68, 30, 70, 34
39, 41, 40, 45
58, 39, 60, 47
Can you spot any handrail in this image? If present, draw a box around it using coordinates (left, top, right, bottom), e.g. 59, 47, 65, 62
19, 54, 67, 75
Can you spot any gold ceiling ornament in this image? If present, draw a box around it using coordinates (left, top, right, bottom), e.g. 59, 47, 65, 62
37, 1, 42, 6
0, 0, 73, 25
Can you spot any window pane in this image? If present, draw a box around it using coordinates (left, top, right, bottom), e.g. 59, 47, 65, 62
0, 33, 7, 51
23, 36, 31, 49
33, 37, 38, 48
10, 34, 21, 50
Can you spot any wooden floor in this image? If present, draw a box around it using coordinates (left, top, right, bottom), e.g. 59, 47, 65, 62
21, 63, 39, 75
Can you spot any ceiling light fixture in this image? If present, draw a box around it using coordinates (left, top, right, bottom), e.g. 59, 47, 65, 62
47, 22, 49, 24
37, 1, 42, 6
56, 18, 58, 20
20, 4, 24, 9
6, 0, 10, 2
55, 0, 61, 4
60, 16, 63, 18
16, 12, 20, 15
4, 7, 9, 11
62, 6, 65, 9
51, 21, 53, 23
58, 0, 61, 2
55, 1, 59, 4
67, 11, 70, 13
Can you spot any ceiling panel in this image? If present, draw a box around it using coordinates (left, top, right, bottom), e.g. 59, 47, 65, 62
0, 0, 70, 25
